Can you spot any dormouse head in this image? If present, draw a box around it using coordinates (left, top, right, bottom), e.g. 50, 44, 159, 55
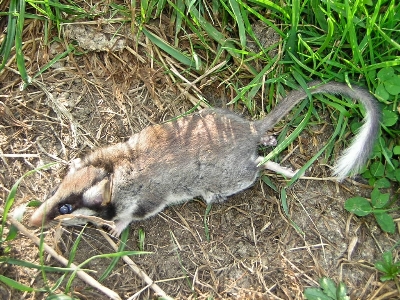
30, 163, 115, 228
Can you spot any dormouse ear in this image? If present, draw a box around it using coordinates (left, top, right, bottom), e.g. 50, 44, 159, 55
82, 178, 112, 207
101, 177, 112, 206
69, 158, 84, 174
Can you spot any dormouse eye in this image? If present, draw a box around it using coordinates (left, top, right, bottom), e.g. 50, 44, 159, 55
59, 204, 73, 215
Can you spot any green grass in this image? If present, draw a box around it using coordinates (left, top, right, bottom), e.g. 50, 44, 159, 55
1, 0, 399, 298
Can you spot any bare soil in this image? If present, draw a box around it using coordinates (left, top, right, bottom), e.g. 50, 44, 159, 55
0, 12, 399, 300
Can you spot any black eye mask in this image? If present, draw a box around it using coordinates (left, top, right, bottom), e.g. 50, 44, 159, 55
53, 193, 82, 219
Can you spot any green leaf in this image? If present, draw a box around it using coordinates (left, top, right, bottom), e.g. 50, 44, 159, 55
375, 251, 400, 281
374, 212, 395, 233
337, 282, 350, 300
374, 177, 391, 189
204, 204, 212, 242
375, 252, 392, 273
370, 138, 383, 159
371, 188, 390, 208
370, 161, 385, 177
157, 297, 175, 300
381, 109, 399, 127
375, 84, 389, 101
362, 170, 372, 179
384, 75, 400, 95
304, 287, 333, 300
27, 200, 43, 207
66, 250, 150, 292
5, 202, 27, 240
344, 197, 372, 216
395, 168, 400, 182
394, 146, 400, 155
377, 67, 394, 81
258, 98, 313, 165
386, 167, 398, 181
319, 277, 336, 298
15, 0, 31, 86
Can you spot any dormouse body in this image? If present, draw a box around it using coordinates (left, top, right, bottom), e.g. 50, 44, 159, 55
30, 81, 381, 236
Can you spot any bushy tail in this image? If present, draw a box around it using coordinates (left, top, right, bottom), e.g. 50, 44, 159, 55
256, 81, 381, 180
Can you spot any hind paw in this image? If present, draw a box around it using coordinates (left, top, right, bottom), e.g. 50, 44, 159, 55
262, 161, 299, 178
260, 135, 277, 146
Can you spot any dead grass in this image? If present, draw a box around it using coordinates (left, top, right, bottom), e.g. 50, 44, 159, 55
1, 5, 399, 300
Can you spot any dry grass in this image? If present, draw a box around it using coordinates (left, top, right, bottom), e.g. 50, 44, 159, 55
1, 3, 399, 300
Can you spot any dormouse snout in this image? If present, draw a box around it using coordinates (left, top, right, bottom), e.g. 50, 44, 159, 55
30, 165, 111, 227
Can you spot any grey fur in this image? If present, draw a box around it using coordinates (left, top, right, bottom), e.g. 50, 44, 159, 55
30, 81, 381, 236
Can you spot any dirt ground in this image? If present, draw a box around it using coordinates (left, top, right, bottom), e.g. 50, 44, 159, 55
0, 13, 399, 300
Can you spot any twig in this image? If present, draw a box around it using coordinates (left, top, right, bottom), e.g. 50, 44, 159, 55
0, 154, 40, 158
100, 231, 172, 299
1, 213, 121, 300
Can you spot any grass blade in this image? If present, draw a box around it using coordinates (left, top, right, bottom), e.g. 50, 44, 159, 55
172, 0, 185, 46
186, 2, 238, 58
15, 0, 31, 86
228, 56, 279, 108
344, 0, 365, 68
310, 0, 328, 30
98, 228, 130, 282
0, 275, 46, 292
141, 27, 197, 68
228, 0, 246, 48
248, 0, 289, 19
66, 251, 149, 289
284, 0, 300, 61
0, 258, 86, 273
0, 0, 17, 72
204, 204, 212, 242
32, 45, 75, 80
67, 227, 85, 268
258, 97, 313, 165
373, 23, 400, 51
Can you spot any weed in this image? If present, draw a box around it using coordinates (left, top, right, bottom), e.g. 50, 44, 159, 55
345, 67, 399, 234
375, 251, 400, 285
304, 277, 350, 300
345, 187, 396, 233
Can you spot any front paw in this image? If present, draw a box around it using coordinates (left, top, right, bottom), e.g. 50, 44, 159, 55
107, 219, 131, 237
